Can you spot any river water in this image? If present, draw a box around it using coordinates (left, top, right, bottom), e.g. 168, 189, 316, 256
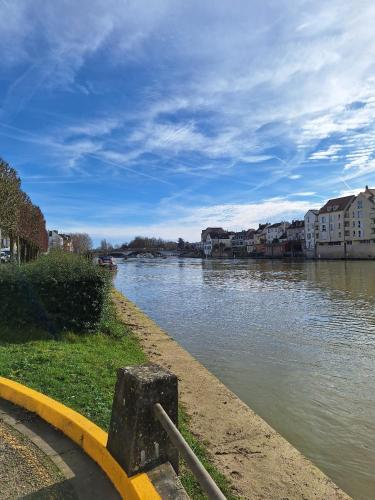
115, 258, 375, 499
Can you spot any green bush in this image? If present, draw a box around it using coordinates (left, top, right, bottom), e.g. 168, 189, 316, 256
0, 264, 40, 326
0, 252, 110, 333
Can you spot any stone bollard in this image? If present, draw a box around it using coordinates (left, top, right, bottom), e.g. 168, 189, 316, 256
107, 363, 179, 476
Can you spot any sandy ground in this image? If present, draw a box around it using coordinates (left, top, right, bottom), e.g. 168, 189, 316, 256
114, 291, 351, 500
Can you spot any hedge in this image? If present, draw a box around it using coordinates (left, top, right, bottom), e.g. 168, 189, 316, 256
0, 252, 110, 333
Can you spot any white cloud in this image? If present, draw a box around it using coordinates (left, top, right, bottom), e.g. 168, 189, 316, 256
309, 144, 342, 161
61, 198, 312, 242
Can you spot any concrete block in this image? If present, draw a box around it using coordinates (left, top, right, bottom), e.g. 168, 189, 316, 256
107, 363, 178, 476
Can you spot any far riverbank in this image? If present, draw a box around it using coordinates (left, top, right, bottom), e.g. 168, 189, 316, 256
113, 289, 349, 499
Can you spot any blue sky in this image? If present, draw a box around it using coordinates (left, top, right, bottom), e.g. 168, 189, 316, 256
1, 0, 375, 243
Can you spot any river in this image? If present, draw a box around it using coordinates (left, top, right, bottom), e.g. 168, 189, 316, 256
115, 258, 375, 500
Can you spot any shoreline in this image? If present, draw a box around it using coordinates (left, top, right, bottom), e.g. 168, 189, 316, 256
113, 290, 350, 500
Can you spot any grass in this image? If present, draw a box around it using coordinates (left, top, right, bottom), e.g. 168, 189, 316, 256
0, 298, 235, 499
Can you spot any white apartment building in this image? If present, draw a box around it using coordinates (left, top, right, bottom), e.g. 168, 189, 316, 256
316, 195, 355, 258
48, 230, 64, 251
266, 222, 289, 243
304, 210, 319, 257
201, 228, 232, 257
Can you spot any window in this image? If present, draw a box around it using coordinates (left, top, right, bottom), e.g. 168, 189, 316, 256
345, 231, 350, 236
338, 214, 341, 219
330, 224, 334, 231
358, 210, 363, 218
357, 199, 363, 208
338, 222, 341, 229
322, 225, 326, 231
352, 211, 355, 218
358, 230, 362, 237
353, 221, 355, 227
353, 230, 356, 236
338, 232, 341, 238
358, 220, 361, 228
321, 216, 326, 223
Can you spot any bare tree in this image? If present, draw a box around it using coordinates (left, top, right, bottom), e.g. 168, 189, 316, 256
100, 239, 112, 253
70, 233, 93, 254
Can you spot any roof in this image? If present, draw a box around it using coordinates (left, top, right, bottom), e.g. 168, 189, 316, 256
288, 220, 305, 229
306, 209, 319, 215
319, 195, 355, 214
208, 232, 231, 239
232, 231, 247, 239
268, 222, 284, 229
201, 227, 225, 233
255, 223, 270, 233
363, 187, 375, 200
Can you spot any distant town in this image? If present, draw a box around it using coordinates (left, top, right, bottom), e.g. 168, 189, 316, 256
200, 186, 375, 260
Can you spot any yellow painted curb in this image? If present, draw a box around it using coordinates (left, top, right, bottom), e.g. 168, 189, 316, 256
0, 377, 160, 500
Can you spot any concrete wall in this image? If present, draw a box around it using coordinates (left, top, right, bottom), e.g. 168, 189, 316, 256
316, 244, 345, 259
346, 242, 375, 259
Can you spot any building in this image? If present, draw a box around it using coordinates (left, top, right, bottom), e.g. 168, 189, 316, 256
316, 195, 355, 259
201, 227, 226, 242
230, 229, 256, 257
201, 228, 233, 257
48, 230, 64, 250
287, 220, 305, 241
266, 222, 289, 244
60, 234, 74, 253
0, 232, 10, 250
254, 224, 270, 255
304, 210, 319, 258
244, 229, 256, 255
48, 230, 74, 253
285, 220, 305, 257
344, 186, 375, 258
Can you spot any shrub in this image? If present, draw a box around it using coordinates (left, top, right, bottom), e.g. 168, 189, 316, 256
0, 264, 39, 326
0, 252, 110, 333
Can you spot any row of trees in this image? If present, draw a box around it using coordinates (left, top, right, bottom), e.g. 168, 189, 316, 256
95, 237, 196, 253
0, 158, 48, 262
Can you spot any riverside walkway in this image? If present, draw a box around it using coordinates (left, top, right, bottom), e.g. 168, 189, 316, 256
0, 399, 119, 499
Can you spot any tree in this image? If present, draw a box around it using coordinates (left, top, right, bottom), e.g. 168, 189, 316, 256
70, 233, 93, 254
100, 239, 112, 253
1, 158, 47, 262
177, 238, 185, 250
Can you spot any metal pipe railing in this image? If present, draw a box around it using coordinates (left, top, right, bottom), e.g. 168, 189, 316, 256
154, 402, 226, 500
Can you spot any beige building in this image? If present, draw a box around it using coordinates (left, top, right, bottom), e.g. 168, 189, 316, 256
344, 187, 375, 258
316, 195, 355, 259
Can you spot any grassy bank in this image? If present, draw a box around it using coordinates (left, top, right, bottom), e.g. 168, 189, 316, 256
0, 295, 234, 499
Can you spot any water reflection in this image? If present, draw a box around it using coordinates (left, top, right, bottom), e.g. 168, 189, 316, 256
115, 258, 375, 500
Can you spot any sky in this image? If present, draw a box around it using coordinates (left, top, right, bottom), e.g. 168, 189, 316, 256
1, 0, 375, 244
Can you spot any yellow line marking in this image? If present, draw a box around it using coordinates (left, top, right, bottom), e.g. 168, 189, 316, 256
0, 377, 160, 500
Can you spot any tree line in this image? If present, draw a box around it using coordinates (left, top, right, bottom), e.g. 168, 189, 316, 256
0, 158, 48, 262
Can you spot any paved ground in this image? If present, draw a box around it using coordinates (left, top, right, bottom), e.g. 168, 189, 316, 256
0, 399, 120, 500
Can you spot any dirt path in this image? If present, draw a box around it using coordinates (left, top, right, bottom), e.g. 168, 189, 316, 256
114, 291, 351, 500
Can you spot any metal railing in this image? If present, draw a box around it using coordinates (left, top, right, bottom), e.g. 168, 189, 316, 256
154, 403, 226, 500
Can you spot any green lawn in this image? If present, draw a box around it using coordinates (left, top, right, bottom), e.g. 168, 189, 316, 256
0, 301, 235, 499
